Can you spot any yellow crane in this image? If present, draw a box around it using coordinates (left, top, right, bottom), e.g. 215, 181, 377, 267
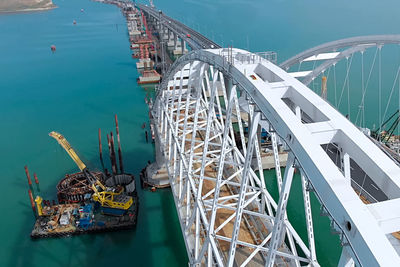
49, 131, 133, 211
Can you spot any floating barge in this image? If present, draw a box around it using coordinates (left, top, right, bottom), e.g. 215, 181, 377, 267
27, 115, 139, 239
31, 194, 138, 239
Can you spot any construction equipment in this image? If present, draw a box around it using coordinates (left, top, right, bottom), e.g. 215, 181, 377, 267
49, 131, 133, 212
372, 109, 400, 143
35, 196, 43, 216
321, 76, 327, 100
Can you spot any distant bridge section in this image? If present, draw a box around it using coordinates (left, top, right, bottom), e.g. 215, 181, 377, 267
138, 3, 221, 50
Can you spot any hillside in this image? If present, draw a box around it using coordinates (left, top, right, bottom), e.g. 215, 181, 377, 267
0, 0, 56, 12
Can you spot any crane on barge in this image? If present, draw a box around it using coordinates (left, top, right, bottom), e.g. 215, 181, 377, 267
49, 131, 133, 214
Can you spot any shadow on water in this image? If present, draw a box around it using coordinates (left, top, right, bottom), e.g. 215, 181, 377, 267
160, 189, 188, 265
7, 145, 187, 267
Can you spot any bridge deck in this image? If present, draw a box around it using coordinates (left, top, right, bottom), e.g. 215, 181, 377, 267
166, 106, 294, 266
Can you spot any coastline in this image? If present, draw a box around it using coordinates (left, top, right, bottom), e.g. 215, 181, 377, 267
0, 4, 57, 14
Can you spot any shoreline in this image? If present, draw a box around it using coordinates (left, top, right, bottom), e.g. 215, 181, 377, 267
0, 4, 57, 14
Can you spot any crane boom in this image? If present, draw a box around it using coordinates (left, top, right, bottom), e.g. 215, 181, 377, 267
49, 131, 133, 211
49, 131, 87, 171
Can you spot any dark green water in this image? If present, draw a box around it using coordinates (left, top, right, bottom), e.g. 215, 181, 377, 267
264, 169, 342, 266
1, 0, 400, 266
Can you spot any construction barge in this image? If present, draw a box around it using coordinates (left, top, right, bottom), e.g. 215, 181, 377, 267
27, 115, 139, 239
30, 196, 138, 239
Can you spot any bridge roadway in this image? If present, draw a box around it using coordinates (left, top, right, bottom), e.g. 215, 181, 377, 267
138, 3, 221, 50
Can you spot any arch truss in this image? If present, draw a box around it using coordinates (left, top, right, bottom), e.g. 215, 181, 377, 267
280, 35, 400, 86
153, 48, 400, 266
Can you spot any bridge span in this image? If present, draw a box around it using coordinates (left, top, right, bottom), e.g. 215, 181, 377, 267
139, 4, 400, 266
138, 3, 220, 50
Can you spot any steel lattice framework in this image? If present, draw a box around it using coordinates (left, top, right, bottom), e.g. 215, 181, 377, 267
152, 48, 400, 266
280, 35, 400, 85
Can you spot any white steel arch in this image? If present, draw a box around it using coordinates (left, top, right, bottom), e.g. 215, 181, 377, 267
153, 48, 400, 266
280, 35, 400, 85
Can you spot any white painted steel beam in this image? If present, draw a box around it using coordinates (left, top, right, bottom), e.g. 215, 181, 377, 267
289, 70, 312, 78
303, 52, 340, 62
154, 47, 400, 266
367, 198, 400, 234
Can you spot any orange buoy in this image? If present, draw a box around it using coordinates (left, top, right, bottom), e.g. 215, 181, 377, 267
50, 45, 56, 52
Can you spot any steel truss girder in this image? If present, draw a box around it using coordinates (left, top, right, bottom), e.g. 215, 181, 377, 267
155, 48, 400, 266
158, 63, 309, 266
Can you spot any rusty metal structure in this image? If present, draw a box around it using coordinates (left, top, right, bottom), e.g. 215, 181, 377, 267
56, 171, 104, 203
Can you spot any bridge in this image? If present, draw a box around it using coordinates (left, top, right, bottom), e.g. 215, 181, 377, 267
138, 4, 220, 50
139, 3, 400, 266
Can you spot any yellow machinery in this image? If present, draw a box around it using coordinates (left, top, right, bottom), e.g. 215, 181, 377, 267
35, 196, 43, 216
49, 131, 133, 211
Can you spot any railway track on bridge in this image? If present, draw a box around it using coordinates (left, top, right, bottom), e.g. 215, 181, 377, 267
138, 4, 220, 50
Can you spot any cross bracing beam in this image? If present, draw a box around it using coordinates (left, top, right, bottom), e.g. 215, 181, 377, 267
154, 47, 400, 266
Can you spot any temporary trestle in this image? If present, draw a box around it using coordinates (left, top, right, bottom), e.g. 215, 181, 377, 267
153, 48, 400, 266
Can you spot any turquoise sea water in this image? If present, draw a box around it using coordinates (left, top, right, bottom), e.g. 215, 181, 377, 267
0, 1, 186, 266
1, 0, 400, 266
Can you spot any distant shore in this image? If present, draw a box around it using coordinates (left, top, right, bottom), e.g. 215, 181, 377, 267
0, 1, 56, 14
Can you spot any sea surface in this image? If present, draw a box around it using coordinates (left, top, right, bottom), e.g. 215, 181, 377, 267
1, 0, 400, 266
